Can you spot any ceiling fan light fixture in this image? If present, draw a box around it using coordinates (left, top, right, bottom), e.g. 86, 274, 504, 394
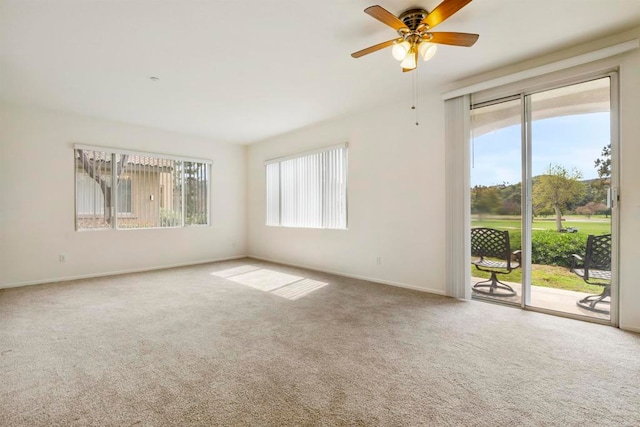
351, 2, 479, 72
418, 42, 438, 61
391, 41, 411, 61
400, 45, 417, 70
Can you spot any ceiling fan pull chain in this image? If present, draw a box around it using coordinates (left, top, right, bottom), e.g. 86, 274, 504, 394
412, 70, 419, 126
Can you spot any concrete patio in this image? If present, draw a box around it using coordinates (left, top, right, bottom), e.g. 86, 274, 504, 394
471, 277, 610, 321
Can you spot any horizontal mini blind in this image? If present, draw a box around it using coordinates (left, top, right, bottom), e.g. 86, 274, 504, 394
265, 144, 347, 229
74, 145, 210, 230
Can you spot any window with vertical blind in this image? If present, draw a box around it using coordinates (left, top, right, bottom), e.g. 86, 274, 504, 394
265, 144, 348, 229
74, 145, 210, 230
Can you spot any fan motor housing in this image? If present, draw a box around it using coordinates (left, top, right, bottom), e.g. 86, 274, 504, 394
399, 8, 428, 31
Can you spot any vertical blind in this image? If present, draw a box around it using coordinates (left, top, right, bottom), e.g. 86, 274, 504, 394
74, 146, 210, 230
265, 144, 347, 229
444, 95, 472, 299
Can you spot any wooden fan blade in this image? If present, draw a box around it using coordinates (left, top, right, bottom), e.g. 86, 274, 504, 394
427, 32, 479, 47
351, 38, 402, 58
365, 5, 407, 31
420, 0, 473, 30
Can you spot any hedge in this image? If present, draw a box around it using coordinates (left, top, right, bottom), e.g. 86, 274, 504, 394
506, 230, 588, 268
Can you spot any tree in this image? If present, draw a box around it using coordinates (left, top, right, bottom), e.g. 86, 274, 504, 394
183, 161, 208, 224
594, 143, 611, 179
592, 143, 611, 217
471, 185, 500, 217
77, 149, 129, 225
497, 182, 521, 215
532, 164, 584, 231
575, 202, 607, 219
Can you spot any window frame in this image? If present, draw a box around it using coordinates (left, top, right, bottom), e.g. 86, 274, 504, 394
74, 144, 212, 231
264, 143, 348, 230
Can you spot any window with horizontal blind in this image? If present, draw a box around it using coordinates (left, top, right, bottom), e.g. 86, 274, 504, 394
74, 146, 210, 230
265, 144, 348, 229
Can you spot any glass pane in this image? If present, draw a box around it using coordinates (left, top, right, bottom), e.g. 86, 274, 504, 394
184, 161, 208, 225
75, 149, 112, 230
115, 155, 132, 228
156, 159, 183, 228
529, 78, 611, 321
119, 155, 148, 228
280, 155, 322, 228
470, 98, 522, 305
322, 147, 348, 229
265, 163, 280, 226
116, 156, 182, 229
117, 179, 132, 213
166, 160, 183, 227
268, 147, 347, 230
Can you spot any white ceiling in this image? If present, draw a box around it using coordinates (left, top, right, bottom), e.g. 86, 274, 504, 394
2, 0, 640, 144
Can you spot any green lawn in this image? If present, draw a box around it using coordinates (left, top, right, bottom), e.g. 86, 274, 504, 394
470, 264, 604, 294
470, 215, 611, 293
472, 215, 611, 236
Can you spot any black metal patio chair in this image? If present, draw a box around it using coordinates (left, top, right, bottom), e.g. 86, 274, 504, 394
570, 233, 611, 314
471, 227, 521, 297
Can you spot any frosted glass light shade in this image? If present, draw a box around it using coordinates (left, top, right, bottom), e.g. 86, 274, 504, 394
400, 49, 417, 69
391, 41, 410, 61
419, 42, 438, 61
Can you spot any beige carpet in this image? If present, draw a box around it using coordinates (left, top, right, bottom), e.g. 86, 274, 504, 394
1, 258, 639, 426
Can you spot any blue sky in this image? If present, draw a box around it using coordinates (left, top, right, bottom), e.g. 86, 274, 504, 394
471, 112, 610, 187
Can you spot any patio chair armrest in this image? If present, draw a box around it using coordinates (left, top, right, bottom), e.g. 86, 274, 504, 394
512, 250, 522, 265
569, 253, 583, 271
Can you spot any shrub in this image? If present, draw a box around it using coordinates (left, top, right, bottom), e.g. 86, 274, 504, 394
187, 212, 207, 225
531, 231, 588, 267
160, 208, 181, 227
509, 230, 522, 253
505, 229, 588, 267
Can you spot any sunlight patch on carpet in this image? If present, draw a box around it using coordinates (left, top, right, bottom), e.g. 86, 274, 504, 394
211, 265, 329, 300
210, 265, 261, 278
225, 269, 303, 292
270, 279, 329, 300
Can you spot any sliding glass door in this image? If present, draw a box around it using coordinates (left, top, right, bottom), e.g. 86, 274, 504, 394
528, 78, 612, 320
470, 75, 616, 323
470, 97, 522, 306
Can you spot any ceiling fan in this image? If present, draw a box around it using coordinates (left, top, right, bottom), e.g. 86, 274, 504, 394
351, 0, 479, 72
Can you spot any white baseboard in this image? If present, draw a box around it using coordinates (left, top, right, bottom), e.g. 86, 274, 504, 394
247, 255, 447, 296
2, 254, 446, 298
619, 324, 640, 334
0, 255, 249, 289
6, 253, 636, 332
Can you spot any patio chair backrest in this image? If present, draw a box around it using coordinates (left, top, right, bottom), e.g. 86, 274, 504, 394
471, 228, 512, 267
585, 233, 611, 272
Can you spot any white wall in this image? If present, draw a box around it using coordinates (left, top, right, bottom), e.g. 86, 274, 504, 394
247, 94, 447, 295
0, 102, 247, 287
